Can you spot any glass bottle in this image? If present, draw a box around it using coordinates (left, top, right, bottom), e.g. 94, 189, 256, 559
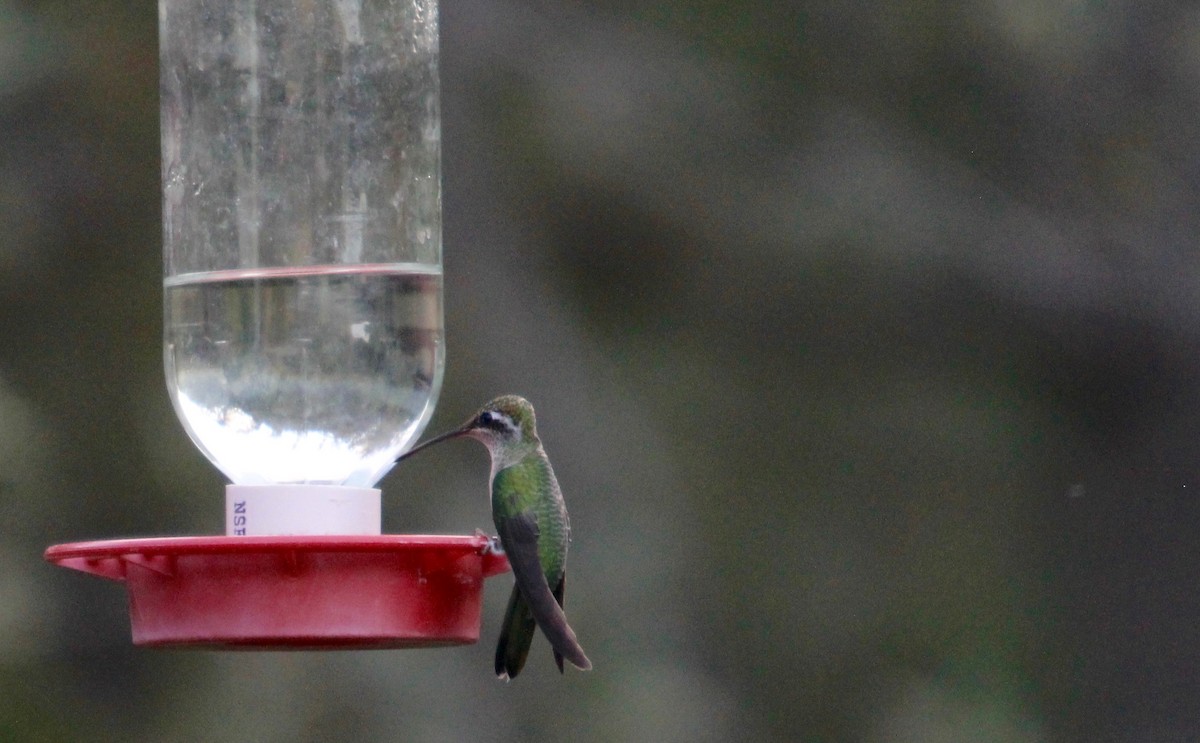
159, 0, 442, 533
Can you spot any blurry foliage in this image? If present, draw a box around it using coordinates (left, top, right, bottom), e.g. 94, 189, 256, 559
3, 0, 1200, 741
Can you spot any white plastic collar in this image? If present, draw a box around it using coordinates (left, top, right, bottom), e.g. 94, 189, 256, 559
226, 484, 382, 536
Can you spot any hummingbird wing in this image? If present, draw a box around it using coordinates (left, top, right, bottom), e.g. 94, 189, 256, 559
496, 512, 592, 672
494, 559, 569, 678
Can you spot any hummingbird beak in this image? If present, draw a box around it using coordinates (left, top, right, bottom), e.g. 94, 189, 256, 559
394, 424, 472, 464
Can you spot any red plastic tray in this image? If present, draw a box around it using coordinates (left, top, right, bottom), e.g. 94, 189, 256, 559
45, 535, 510, 649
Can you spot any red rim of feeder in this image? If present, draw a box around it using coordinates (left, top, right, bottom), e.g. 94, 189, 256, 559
44, 535, 511, 649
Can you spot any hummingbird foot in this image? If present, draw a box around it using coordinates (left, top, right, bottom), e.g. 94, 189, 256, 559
475, 529, 505, 556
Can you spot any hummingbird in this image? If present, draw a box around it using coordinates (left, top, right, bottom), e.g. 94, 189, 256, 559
395, 395, 592, 679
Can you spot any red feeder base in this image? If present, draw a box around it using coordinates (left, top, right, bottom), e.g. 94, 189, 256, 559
44, 535, 510, 649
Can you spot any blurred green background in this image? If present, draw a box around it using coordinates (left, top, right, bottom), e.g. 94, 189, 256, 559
4, 1, 1198, 740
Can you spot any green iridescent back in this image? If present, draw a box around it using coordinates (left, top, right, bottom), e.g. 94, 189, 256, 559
491, 448, 570, 583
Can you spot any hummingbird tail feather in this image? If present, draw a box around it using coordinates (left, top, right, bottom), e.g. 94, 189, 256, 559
552, 573, 566, 673
495, 585, 536, 680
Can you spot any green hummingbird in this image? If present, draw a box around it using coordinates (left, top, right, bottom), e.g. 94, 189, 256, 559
395, 395, 592, 679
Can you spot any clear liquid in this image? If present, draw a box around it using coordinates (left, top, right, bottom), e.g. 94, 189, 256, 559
164, 264, 443, 486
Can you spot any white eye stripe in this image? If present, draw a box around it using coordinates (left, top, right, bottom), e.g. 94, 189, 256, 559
494, 413, 518, 434
481, 411, 519, 436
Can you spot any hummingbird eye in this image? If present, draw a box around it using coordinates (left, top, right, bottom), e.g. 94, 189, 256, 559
476, 410, 515, 434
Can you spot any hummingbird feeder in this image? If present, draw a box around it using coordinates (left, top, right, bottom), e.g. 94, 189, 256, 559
44, 0, 509, 648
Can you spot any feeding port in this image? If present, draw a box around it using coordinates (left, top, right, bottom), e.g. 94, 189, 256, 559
46, 536, 509, 648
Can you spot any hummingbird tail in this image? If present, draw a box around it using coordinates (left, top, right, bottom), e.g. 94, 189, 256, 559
495, 585, 536, 680
552, 574, 566, 673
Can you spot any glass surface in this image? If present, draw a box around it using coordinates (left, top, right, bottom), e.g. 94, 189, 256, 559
160, 0, 442, 485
